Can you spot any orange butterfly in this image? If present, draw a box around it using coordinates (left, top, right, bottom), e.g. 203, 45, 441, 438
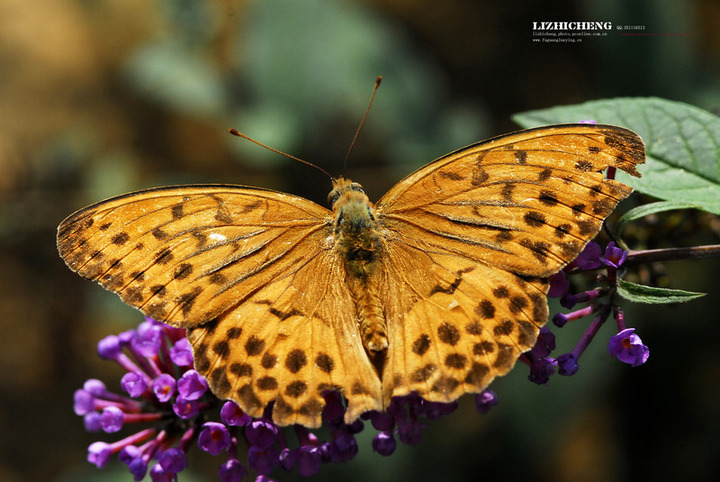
57, 123, 644, 428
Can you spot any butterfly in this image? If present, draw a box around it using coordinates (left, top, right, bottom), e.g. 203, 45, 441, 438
57, 123, 644, 428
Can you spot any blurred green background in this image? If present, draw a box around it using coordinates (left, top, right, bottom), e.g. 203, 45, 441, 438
2, 0, 719, 480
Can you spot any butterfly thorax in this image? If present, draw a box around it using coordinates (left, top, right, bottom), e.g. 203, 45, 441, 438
329, 177, 388, 354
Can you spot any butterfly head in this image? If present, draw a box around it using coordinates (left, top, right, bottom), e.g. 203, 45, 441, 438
328, 177, 381, 276
329, 177, 377, 232
328, 177, 367, 207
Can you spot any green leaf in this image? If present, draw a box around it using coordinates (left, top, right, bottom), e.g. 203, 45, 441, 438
513, 98, 720, 215
616, 201, 704, 234
617, 279, 705, 304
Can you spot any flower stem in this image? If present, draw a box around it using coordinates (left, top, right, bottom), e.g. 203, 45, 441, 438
625, 244, 720, 265
571, 305, 610, 359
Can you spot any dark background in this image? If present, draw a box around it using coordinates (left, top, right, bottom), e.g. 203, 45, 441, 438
2, 0, 719, 480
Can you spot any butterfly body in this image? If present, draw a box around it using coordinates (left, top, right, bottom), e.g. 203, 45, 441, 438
331, 177, 388, 353
58, 124, 645, 428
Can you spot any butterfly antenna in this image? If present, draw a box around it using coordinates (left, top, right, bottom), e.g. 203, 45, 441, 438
228, 129, 333, 180
342, 76, 382, 174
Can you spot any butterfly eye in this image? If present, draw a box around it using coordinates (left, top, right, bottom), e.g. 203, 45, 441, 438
349, 183, 365, 194
328, 190, 341, 207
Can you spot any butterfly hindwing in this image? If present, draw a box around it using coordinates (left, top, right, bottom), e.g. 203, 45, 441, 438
379, 243, 548, 403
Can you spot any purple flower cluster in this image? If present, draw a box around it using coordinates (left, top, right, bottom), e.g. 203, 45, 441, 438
74, 317, 497, 480
522, 242, 649, 384
75, 318, 222, 480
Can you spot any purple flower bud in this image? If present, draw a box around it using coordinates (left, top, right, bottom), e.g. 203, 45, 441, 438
198, 422, 231, 455
557, 353, 579, 376
132, 321, 163, 357
122, 372, 149, 398
255, 477, 278, 482
562, 289, 604, 310
552, 312, 570, 327
372, 431, 396, 456
608, 328, 649, 366
560, 293, 578, 310
173, 396, 199, 419
248, 445, 279, 475
149, 463, 174, 482
84, 411, 102, 431
386, 397, 408, 422
128, 456, 149, 481
119, 445, 142, 465
369, 411, 394, 431
296, 445, 322, 477
345, 419, 364, 434
120, 445, 149, 481
144, 316, 164, 326
219, 458, 247, 482
177, 370, 208, 400
279, 447, 296, 471
157, 447, 188, 472
74, 389, 95, 415
601, 241, 627, 269
321, 391, 345, 423
170, 338, 193, 367
548, 271, 570, 298
83, 379, 108, 396
118, 329, 135, 344
474, 389, 498, 414
553, 304, 596, 327
531, 327, 556, 358
575, 242, 603, 270
328, 431, 358, 462
87, 441, 113, 467
152, 374, 176, 403
100, 406, 125, 432
528, 356, 557, 384
317, 441, 332, 461
246, 419, 280, 449
221, 401, 252, 426
97, 335, 123, 359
